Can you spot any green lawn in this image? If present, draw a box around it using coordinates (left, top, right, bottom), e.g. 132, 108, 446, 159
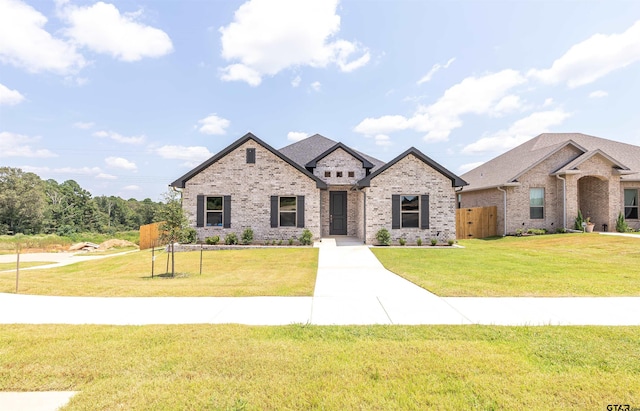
372, 234, 640, 296
0, 261, 56, 271
1, 324, 638, 410
0, 248, 318, 297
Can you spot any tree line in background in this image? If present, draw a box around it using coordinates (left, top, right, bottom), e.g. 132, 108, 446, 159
0, 167, 165, 236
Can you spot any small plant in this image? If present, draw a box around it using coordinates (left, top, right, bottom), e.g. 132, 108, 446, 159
241, 227, 254, 245
376, 228, 391, 246
299, 229, 313, 245
447, 239, 455, 246
515, 228, 524, 237
616, 211, 629, 233
556, 227, 567, 234
180, 227, 197, 244
398, 238, 406, 246
430, 238, 437, 246
224, 232, 238, 245
205, 235, 220, 245
526, 228, 547, 235
416, 238, 422, 246
288, 237, 294, 246
277, 239, 283, 246
574, 209, 585, 230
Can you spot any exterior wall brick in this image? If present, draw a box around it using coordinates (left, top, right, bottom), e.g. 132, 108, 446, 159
460, 188, 506, 235
363, 154, 457, 244
181, 139, 321, 242
313, 148, 367, 185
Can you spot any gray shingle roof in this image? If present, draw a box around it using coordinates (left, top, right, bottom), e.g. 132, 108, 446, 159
461, 133, 640, 191
278, 134, 385, 171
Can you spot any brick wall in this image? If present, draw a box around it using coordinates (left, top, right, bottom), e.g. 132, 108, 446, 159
319, 186, 360, 237
182, 139, 321, 242
313, 148, 367, 184
363, 154, 457, 244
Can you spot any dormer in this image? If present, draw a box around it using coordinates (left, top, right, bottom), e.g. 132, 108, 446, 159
305, 143, 374, 185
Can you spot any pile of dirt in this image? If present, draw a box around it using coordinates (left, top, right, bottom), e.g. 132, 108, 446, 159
99, 239, 138, 250
69, 242, 100, 251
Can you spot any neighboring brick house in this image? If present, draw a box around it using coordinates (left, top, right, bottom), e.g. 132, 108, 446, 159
459, 133, 640, 235
170, 132, 467, 244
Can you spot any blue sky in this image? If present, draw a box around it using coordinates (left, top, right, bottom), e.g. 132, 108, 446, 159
1, 0, 639, 200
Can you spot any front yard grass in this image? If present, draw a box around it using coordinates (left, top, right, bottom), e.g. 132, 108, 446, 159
372, 234, 640, 296
0, 261, 56, 271
1, 324, 638, 409
0, 248, 318, 297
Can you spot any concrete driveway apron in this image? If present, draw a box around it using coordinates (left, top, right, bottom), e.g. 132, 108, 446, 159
311, 238, 471, 325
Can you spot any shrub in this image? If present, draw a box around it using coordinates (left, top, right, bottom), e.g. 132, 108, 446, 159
398, 238, 406, 246
180, 227, 197, 244
574, 209, 585, 230
376, 228, 391, 246
277, 239, 283, 246
241, 227, 254, 245
299, 229, 313, 246
430, 238, 437, 246
515, 228, 524, 237
288, 237, 295, 246
616, 211, 629, 233
526, 228, 547, 235
416, 238, 422, 246
556, 227, 567, 234
205, 235, 220, 245
224, 232, 238, 245
447, 239, 455, 246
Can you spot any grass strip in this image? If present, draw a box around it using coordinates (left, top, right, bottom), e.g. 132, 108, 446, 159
1, 324, 638, 410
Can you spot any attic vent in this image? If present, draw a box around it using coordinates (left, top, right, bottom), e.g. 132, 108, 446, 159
246, 148, 256, 164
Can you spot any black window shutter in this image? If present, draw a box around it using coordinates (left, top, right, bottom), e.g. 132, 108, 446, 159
246, 148, 255, 164
297, 196, 305, 228
270, 196, 278, 228
223, 196, 231, 228
420, 194, 430, 229
196, 195, 204, 227
392, 195, 400, 229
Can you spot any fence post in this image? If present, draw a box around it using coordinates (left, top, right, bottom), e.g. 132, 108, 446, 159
15, 242, 20, 294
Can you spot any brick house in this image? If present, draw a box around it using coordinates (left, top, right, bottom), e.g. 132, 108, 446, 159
170, 132, 467, 244
459, 133, 640, 235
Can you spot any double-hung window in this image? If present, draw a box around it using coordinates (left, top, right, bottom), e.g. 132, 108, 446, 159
530, 188, 544, 219
401, 195, 419, 228
625, 189, 639, 219
279, 197, 297, 227
206, 196, 223, 226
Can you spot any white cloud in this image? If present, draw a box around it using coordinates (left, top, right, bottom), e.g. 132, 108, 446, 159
0, 82, 25, 105
355, 70, 527, 142
528, 20, 640, 88
219, 0, 370, 86
96, 172, 117, 180
196, 114, 230, 135
0, 0, 86, 74
287, 131, 308, 142
458, 161, 485, 174
417, 57, 455, 85
374, 134, 392, 146
155, 145, 213, 167
0, 131, 57, 158
73, 121, 94, 129
59, 1, 173, 62
543, 98, 554, 107
291, 75, 301, 87
310, 81, 322, 92
105, 156, 137, 171
589, 90, 608, 98
461, 109, 571, 155
93, 130, 145, 144
122, 185, 140, 191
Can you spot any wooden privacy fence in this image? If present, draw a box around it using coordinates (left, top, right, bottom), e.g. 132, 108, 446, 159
456, 206, 497, 239
139, 222, 165, 250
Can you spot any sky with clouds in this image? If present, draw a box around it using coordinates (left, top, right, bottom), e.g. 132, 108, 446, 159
1, 0, 639, 200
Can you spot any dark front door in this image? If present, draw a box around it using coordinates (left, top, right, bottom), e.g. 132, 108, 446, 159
330, 191, 347, 235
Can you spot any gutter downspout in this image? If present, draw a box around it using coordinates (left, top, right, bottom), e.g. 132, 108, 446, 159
556, 175, 567, 229
497, 186, 507, 236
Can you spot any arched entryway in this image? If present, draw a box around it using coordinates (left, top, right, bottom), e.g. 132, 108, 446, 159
577, 175, 609, 231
